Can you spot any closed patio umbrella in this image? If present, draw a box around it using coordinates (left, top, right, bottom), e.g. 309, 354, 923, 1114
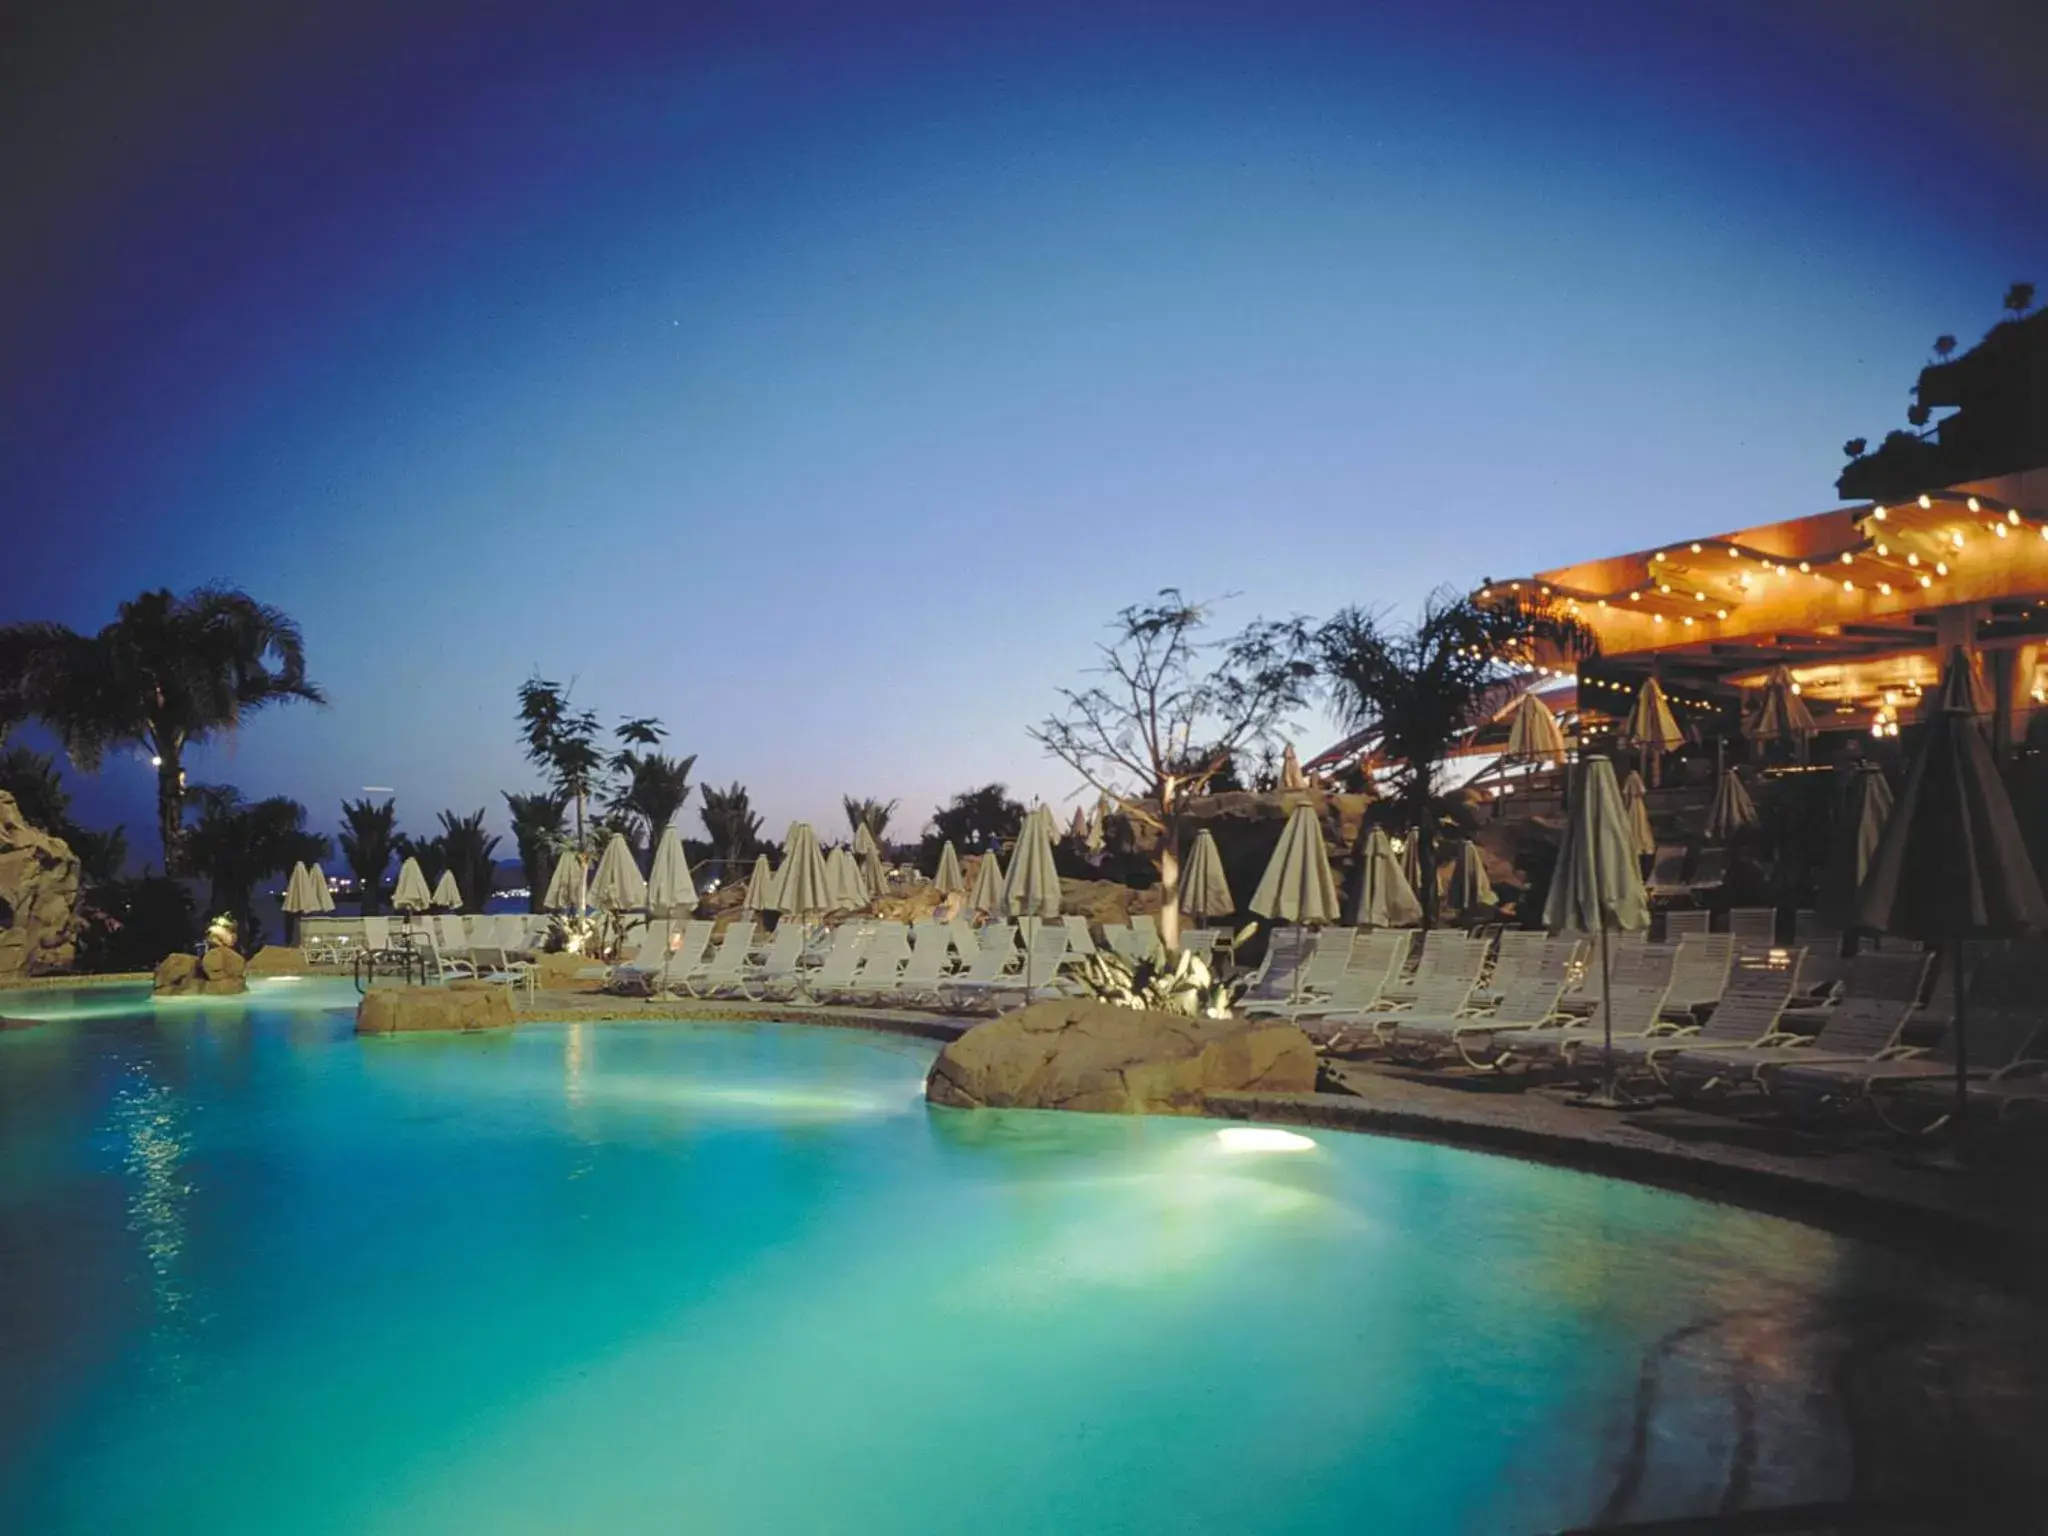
282, 862, 314, 944
1619, 770, 1656, 858
1703, 768, 1758, 842
431, 869, 464, 911
1398, 832, 1422, 893
860, 845, 888, 900
932, 840, 965, 896
1352, 827, 1422, 928
742, 854, 776, 914
966, 848, 1006, 916
1177, 828, 1235, 919
770, 824, 831, 923
1621, 679, 1684, 784
823, 846, 866, 911
1744, 665, 1816, 755
590, 833, 647, 913
1819, 764, 1891, 926
1444, 839, 1496, 914
852, 822, 880, 859
1545, 757, 1651, 1106
1250, 803, 1339, 925
646, 819, 697, 916
308, 863, 335, 913
1854, 647, 2048, 1125
542, 848, 586, 913
1003, 806, 1062, 920
1085, 797, 1107, 855
1503, 692, 1568, 765
391, 856, 433, 914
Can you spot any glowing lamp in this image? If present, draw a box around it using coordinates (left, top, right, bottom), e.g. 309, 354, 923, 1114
1919, 494, 1933, 509
1214, 1127, 1317, 1154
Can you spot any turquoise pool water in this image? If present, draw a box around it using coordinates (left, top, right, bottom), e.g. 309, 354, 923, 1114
0, 981, 2026, 1533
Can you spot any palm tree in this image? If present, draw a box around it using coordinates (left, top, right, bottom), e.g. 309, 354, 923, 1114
842, 795, 899, 845
2004, 282, 2035, 322
699, 781, 764, 870
0, 587, 322, 872
503, 790, 567, 912
392, 830, 449, 889
1317, 590, 1598, 927
182, 785, 328, 947
338, 798, 397, 914
434, 809, 501, 914
516, 676, 603, 858
607, 750, 697, 847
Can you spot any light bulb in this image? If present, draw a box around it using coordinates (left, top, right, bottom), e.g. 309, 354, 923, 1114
1873, 505, 1888, 520
1920, 574, 1933, 587
1936, 561, 1949, 575
1841, 552, 1853, 564
1907, 553, 1920, 566
1690, 542, 1702, 553
1875, 542, 1888, 556
1842, 579, 1854, 591
1716, 608, 1728, 618
1951, 531, 1965, 547
1878, 582, 1891, 595
1798, 561, 1811, 573
2008, 508, 2020, 525
1919, 494, 1933, 508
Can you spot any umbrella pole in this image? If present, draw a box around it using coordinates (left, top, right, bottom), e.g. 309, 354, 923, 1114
1952, 935, 1968, 1133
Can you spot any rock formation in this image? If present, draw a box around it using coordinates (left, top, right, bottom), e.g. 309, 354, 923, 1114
0, 790, 82, 980
926, 998, 1316, 1115
154, 943, 247, 996
356, 983, 516, 1034
244, 945, 308, 976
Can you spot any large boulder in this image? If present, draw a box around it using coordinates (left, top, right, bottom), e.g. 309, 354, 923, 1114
0, 789, 82, 980
926, 998, 1316, 1115
532, 951, 605, 991
245, 945, 308, 976
356, 983, 516, 1035
199, 943, 247, 995
154, 951, 202, 994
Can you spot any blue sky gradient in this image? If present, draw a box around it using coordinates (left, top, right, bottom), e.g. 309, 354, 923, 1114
4, 0, 2045, 860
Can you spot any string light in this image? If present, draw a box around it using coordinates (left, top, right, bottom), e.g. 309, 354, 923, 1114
1877, 582, 1892, 595
1798, 561, 1811, 573
2008, 509, 2021, 525
1907, 553, 1920, 567
1968, 497, 1981, 511
1842, 579, 1854, 592
1919, 494, 1933, 509
1951, 531, 1965, 548
1690, 542, 1702, 553
1840, 552, 1854, 565
1873, 505, 1888, 520
1936, 561, 1949, 575
1920, 574, 1933, 587
1716, 608, 1728, 618
1875, 542, 1888, 556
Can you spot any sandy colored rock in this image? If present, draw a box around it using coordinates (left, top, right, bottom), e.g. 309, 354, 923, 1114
245, 945, 308, 976
533, 951, 605, 991
153, 951, 201, 994
0, 789, 82, 980
355, 985, 516, 1035
926, 997, 1316, 1115
201, 945, 246, 980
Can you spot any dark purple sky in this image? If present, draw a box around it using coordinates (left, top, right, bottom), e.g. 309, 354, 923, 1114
4, 0, 2045, 861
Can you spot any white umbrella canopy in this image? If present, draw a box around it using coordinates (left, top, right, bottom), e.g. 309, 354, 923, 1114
1444, 839, 1497, 914
1250, 803, 1340, 925
542, 848, 586, 913
1544, 758, 1650, 937
1504, 692, 1569, 765
1703, 768, 1759, 841
1398, 833, 1422, 893
823, 846, 866, 911
931, 841, 965, 896
852, 822, 880, 859
966, 849, 1006, 915
1820, 764, 1892, 925
1619, 770, 1656, 857
391, 857, 433, 913
590, 834, 647, 913
1621, 679, 1684, 755
1084, 798, 1107, 855
1744, 665, 1817, 750
431, 869, 464, 911
282, 862, 315, 915
742, 854, 777, 913
1177, 828, 1235, 918
860, 845, 888, 900
1352, 828, 1422, 928
771, 823, 832, 920
1003, 806, 1062, 919
646, 819, 697, 916
308, 863, 336, 913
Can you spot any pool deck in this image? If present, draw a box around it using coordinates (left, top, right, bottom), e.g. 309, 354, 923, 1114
516, 986, 2047, 1287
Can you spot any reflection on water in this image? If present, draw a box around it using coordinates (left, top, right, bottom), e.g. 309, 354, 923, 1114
110, 1065, 198, 1386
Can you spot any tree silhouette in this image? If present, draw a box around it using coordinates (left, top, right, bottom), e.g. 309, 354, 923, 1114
502, 791, 567, 913
2004, 282, 2036, 322
1842, 437, 1867, 461
1906, 402, 1931, 429
1932, 334, 1957, 362
338, 798, 398, 915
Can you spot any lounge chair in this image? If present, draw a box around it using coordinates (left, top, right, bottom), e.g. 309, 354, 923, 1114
1661, 951, 1932, 1100
1060, 916, 1097, 958
935, 926, 1021, 1009
1726, 906, 1778, 951
1684, 847, 1727, 896
1594, 953, 1804, 1085
466, 944, 537, 998
1324, 968, 1484, 1053
1242, 928, 1355, 1016
839, 926, 913, 1001
1661, 934, 1734, 1017
989, 925, 1078, 1005
1130, 914, 1159, 951
679, 925, 757, 998
1105, 922, 1156, 964
1499, 944, 1680, 1068
1285, 932, 1412, 1024
1384, 976, 1573, 1067
1376, 931, 1490, 1006
867, 927, 957, 1006
1645, 844, 1689, 896
1478, 933, 1581, 1005
730, 924, 807, 1001
1232, 928, 1313, 1014
797, 927, 872, 1003
1661, 908, 1711, 943
1179, 928, 1225, 956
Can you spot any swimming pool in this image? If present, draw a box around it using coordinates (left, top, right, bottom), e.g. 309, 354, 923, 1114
0, 980, 2036, 1532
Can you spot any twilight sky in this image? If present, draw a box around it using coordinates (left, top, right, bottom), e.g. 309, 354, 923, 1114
4, 0, 2046, 862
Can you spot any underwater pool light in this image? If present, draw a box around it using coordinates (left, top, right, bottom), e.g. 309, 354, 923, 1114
1213, 1127, 1316, 1154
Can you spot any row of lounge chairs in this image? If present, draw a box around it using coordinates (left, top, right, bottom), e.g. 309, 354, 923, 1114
602, 916, 1100, 1013
1290, 922, 2047, 1133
